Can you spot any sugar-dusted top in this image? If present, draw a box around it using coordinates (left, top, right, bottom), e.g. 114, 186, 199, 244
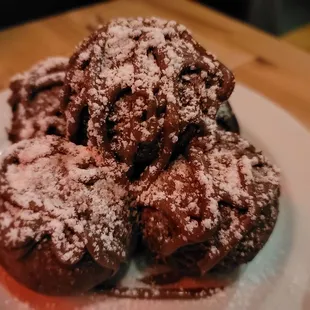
64, 17, 235, 175
8, 57, 68, 142
137, 117, 280, 271
0, 136, 132, 270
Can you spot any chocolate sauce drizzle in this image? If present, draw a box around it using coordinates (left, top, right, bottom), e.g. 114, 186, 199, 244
138, 119, 280, 276
63, 17, 235, 183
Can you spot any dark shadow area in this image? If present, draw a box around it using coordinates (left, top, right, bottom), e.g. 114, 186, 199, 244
1, 0, 309, 35
0, 0, 105, 30
198, 0, 250, 21
199, 0, 310, 35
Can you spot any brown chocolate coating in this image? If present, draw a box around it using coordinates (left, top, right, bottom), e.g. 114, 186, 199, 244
0, 239, 112, 296
165, 200, 279, 275
214, 199, 278, 272
0, 136, 133, 295
8, 57, 67, 143
63, 17, 235, 179
137, 118, 280, 276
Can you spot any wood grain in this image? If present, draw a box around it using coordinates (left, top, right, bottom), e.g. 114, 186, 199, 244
0, 0, 309, 129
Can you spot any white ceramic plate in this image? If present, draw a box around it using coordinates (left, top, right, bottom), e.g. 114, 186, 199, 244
0, 84, 309, 310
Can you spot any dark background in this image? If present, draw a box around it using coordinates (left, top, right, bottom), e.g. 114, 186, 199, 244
0, 0, 309, 35
0, 0, 102, 29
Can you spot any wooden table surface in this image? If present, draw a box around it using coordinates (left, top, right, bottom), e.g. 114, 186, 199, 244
283, 24, 310, 54
0, 0, 309, 130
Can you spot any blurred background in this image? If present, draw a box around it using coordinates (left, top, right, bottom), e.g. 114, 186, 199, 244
0, 0, 309, 35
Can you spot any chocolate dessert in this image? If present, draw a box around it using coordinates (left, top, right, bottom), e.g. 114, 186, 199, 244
63, 17, 235, 178
0, 17, 281, 298
0, 136, 133, 295
137, 118, 280, 276
8, 57, 67, 143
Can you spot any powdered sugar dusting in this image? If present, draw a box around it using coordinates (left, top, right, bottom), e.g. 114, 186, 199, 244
138, 117, 280, 267
10, 57, 68, 87
0, 136, 132, 268
8, 57, 68, 142
65, 17, 235, 169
